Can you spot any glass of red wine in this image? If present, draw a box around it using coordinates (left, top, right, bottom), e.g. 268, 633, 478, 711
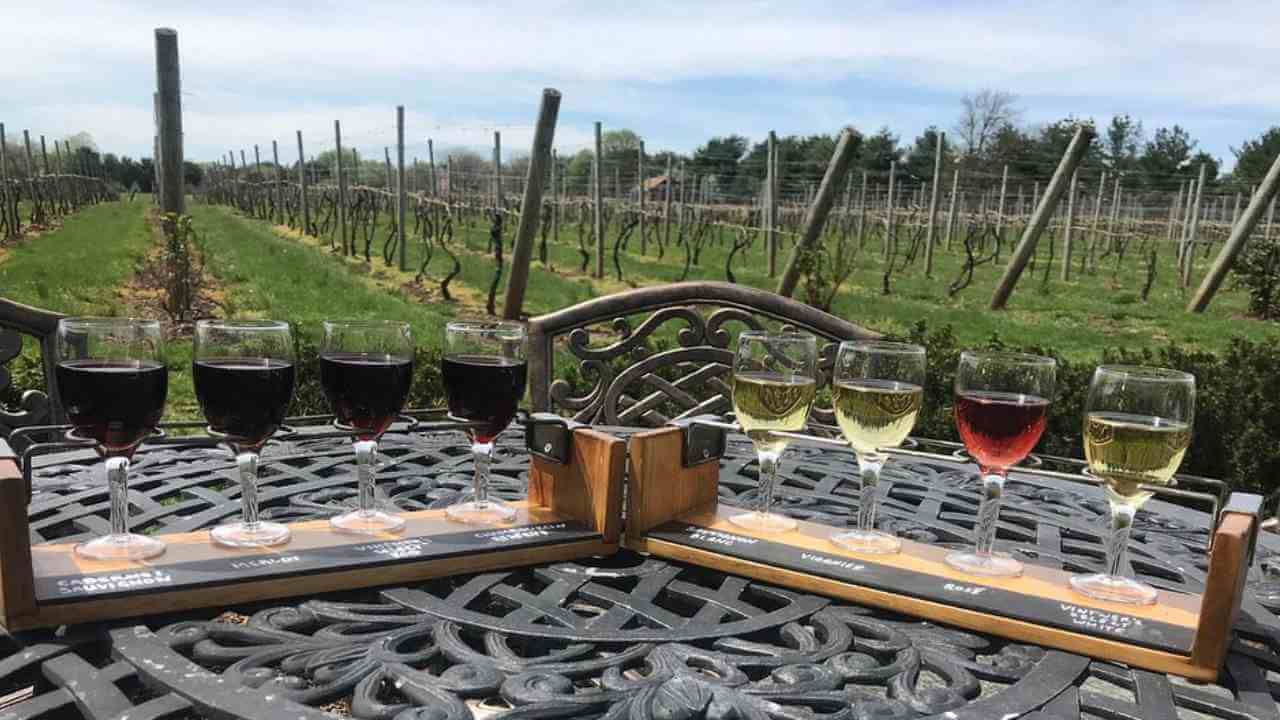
56, 318, 168, 560
194, 320, 296, 548
442, 321, 528, 525
946, 350, 1056, 577
321, 320, 414, 534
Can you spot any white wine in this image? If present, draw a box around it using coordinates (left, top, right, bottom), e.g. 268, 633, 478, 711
834, 379, 923, 455
732, 371, 816, 454
1084, 411, 1191, 507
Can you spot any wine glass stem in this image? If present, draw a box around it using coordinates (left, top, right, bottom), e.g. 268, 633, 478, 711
974, 471, 1005, 556
1105, 501, 1136, 578
354, 439, 378, 515
236, 452, 261, 530
757, 449, 781, 517
472, 440, 494, 506
857, 453, 886, 533
106, 456, 130, 539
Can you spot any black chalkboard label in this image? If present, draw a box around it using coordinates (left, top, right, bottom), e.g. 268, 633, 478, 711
37, 520, 598, 604
647, 521, 1195, 654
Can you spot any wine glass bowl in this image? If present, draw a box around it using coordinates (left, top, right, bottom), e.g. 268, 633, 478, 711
321, 320, 414, 534
1071, 365, 1194, 605
55, 317, 168, 561
194, 320, 296, 548
443, 321, 528, 525
729, 331, 817, 534
945, 350, 1056, 577
830, 340, 925, 554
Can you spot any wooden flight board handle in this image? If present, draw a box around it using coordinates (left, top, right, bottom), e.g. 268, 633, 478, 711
624, 425, 1260, 681
0, 424, 626, 631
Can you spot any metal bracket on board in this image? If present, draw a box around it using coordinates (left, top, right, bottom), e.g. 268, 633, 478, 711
523, 413, 583, 465
670, 415, 730, 468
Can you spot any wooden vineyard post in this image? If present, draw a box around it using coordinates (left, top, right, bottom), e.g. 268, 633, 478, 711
995, 164, 1009, 248
334, 120, 347, 253
1181, 163, 1208, 288
638, 139, 646, 256
492, 131, 502, 210
945, 168, 959, 251
885, 160, 897, 261
990, 125, 1093, 310
154, 28, 184, 214
503, 88, 561, 320
593, 121, 604, 278
1061, 170, 1078, 281
1189, 149, 1280, 312
777, 128, 859, 297
397, 105, 407, 271
296, 130, 309, 236
766, 130, 777, 277
272, 140, 283, 225
924, 131, 944, 277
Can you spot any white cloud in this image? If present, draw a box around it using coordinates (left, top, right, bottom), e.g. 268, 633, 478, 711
0, 1, 1276, 165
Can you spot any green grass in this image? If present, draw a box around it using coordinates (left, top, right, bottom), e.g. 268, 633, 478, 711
8, 198, 1279, 422
0, 198, 150, 314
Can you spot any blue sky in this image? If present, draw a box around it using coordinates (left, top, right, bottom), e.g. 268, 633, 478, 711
1, 1, 1276, 172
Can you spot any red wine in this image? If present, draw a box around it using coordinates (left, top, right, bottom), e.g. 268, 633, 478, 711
442, 355, 527, 443
55, 359, 168, 455
954, 390, 1049, 471
194, 358, 295, 449
320, 352, 413, 439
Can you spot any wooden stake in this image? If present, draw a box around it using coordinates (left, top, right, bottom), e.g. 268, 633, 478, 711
945, 168, 960, 250
493, 130, 502, 209
334, 120, 347, 252
766, 130, 777, 277
593, 121, 604, 278
427, 139, 437, 196
990, 125, 1093, 310
154, 28, 184, 214
272, 140, 283, 225
1181, 164, 1207, 287
995, 164, 1009, 239
663, 155, 674, 254
502, 88, 561, 320
924, 131, 945, 277
884, 160, 897, 261
777, 127, 860, 297
638, 139, 646, 255
1189, 151, 1280, 312
1061, 170, 1078, 281
296, 130, 309, 235
396, 105, 407, 271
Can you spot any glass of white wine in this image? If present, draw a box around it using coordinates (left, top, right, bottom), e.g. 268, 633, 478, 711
1071, 365, 1194, 605
831, 341, 925, 554
730, 331, 817, 534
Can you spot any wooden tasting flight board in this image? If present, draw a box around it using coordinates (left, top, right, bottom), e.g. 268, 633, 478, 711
0, 425, 627, 631
625, 425, 1257, 681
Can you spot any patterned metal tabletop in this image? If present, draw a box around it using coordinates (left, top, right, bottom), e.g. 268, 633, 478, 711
5, 424, 1280, 720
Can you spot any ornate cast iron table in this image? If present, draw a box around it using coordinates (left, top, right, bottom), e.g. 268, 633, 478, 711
4, 425, 1280, 720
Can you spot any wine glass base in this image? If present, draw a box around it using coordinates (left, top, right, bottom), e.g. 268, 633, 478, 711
728, 511, 797, 534
446, 499, 517, 525
330, 509, 406, 535
75, 533, 166, 561
831, 529, 901, 555
211, 521, 291, 548
944, 550, 1023, 577
1070, 573, 1158, 605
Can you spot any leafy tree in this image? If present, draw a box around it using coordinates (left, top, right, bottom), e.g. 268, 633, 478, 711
988, 123, 1039, 178
690, 135, 749, 200
1139, 125, 1199, 189
858, 127, 900, 173
565, 149, 594, 195
903, 127, 946, 181
184, 160, 204, 187
1232, 126, 1280, 186
1104, 114, 1143, 173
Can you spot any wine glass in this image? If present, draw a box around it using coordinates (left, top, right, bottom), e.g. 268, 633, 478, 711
321, 320, 414, 534
443, 321, 528, 525
1071, 365, 1194, 605
831, 340, 925, 554
946, 350, 1056, 577
55, 318, 168, 560
194, 320, 296, 547
730, 331, 817, 533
